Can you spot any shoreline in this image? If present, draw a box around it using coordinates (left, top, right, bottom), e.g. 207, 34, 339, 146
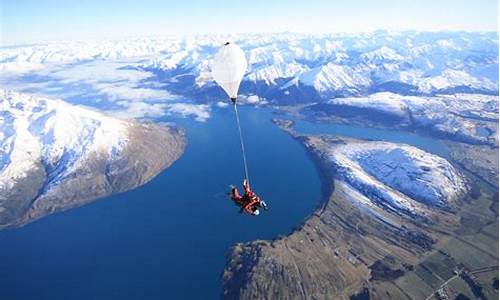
221, 118, 497, 300
1, 123, 187, 230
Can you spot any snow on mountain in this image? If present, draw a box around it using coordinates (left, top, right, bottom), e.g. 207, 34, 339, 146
1, 32, 497, 104
406, 69, 497, 93
360, 46, 404, 63
325, 139, 467, 216
296, 63, 371, 94
247, 63, 307, 85
327, 92, 499, 146
0, 89, 185, 228
331, 91, 415, 117
0, 89, 127, 189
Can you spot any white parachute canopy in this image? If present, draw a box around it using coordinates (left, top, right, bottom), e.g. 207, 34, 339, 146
211, 42, 247, 100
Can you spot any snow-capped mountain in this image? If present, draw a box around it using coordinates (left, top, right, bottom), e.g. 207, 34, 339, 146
320, 92, 499, 146
294, 63, 372, 95
0, 90, 185, 228
1, 31, 498, 106
323, 138, 467, 217
360, 45, 405, 63
272, 119, 468, 220
142, 32, 499, 101
1, 90, 127, 186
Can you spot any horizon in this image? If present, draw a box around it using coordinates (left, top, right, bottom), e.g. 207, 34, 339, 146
2, 29, 499, 47
2, 0, 498, 45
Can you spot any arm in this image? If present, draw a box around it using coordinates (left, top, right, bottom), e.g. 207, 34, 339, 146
243, 186, 251, 195
243, 179, 251, 194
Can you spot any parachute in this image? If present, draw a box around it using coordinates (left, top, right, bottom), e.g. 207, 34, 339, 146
212, 42, 248, 103
212, 42, 268, 216
212, 42, 250, 183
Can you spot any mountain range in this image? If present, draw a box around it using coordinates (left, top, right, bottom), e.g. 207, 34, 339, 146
1, 31, 498, 108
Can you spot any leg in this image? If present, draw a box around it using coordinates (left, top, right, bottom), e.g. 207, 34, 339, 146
231, 187, 241, 200
260, 200, 268, 211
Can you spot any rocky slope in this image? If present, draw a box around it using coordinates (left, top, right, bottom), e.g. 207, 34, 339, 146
0, 90, 186, 228
222, 120, 469, 299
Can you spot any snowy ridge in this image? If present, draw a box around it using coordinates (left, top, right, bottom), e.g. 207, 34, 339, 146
247, 63, 307, 85
297, 63, 371, 93
1, 31, 498, 100
0, 90, 128, 191
360, 46, 404, 63
326, 140, 467, 216
328, 92, 499, 146
409, 69, 497, 93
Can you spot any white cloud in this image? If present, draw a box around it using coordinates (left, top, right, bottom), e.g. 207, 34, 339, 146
246, 95, 260, 104
0, 61, 44, 74
93, 82, 171, 101
240, 94, 268, 105
0, 58, 185, 121
0, 41, 217, 123
50, 60, 150, 83
111, 101, 169, 120
216, 101, 229, 108
0, 60, 173, 105
47, 60, 175, 101
166, 103, 211, 122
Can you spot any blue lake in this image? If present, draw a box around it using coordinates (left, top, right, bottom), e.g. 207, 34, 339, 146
0, 106, 450, 300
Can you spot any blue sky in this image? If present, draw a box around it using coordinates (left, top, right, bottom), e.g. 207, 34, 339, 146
2, 0, 498, 44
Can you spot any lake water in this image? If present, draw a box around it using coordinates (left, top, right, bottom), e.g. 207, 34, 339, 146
0, 106, 450, 300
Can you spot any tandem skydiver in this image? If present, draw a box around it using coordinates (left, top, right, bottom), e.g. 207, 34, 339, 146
230, 179, 268, 216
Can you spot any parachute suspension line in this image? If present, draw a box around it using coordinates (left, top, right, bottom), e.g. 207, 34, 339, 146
233, 102, 250, 186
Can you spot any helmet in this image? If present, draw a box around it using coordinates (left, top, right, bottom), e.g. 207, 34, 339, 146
253, 209, 260, 216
